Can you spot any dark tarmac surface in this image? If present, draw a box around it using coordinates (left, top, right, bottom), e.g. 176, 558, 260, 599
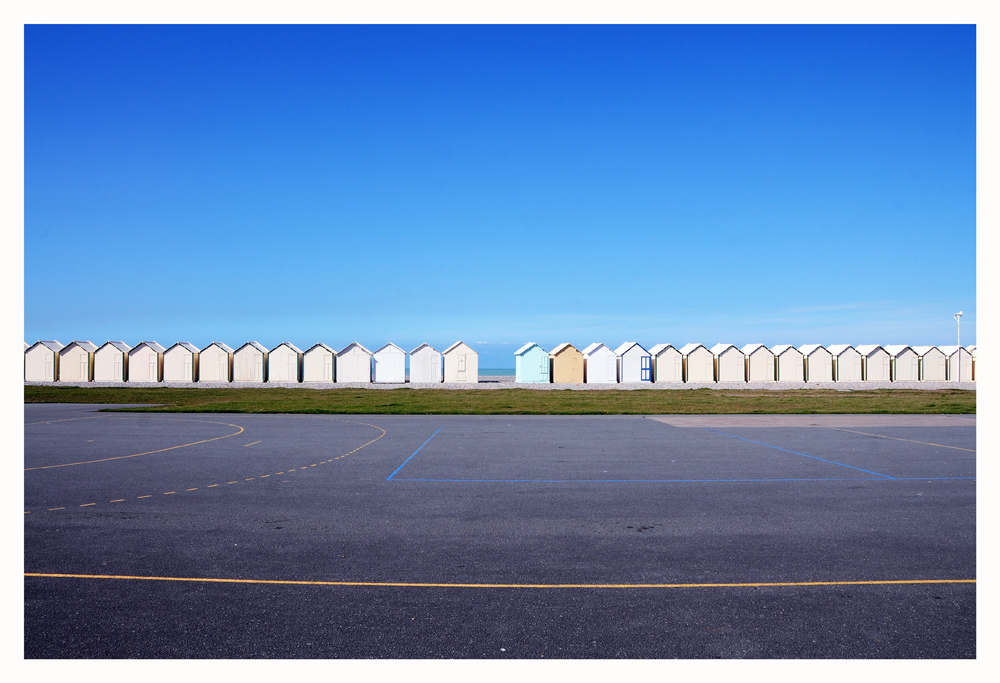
24, 404, 976, 658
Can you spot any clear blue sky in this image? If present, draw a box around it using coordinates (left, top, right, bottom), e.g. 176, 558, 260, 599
24, 24, 976, 367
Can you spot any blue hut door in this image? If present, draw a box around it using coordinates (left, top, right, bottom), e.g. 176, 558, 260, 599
640, 355, 651, 381
540, 354, 548, 378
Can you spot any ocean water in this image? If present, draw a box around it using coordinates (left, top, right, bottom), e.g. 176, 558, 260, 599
479, 368, 515, 376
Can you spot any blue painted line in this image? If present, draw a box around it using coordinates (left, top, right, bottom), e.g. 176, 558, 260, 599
704, 428, 897, 479
386, 428, 442, 481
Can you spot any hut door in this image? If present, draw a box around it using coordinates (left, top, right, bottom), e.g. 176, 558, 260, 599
184, 356, 192, 379
288, 355, 295, 381
80, 355, 87, 379
674, 356, 682, 381
457, 354, 466, 381
44, 358, 53, 379
853, 356, 861, 379
359, 354, 368, 381
540, 355, 548, 378
113, 357, 122, 380
911, 357, 918, 379
149, 356, 156, 381
219, 356, 227, 380
882, 357, 890, 380
254, 356, 262, 381
640, 356, 650, 381
324, 356, 332, 381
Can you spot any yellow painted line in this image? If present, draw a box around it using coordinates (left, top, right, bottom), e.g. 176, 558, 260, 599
137, 495, 152, 499
186, 488, 198, 491
25, 419, 246, 470
822, 426, 976, 452
110, 499, 125, 503
260, 475, 270, 478
275, 472, 284, 475
227, 481, 238, 484
80, 503, 96, 507
164, 492, 176, 495
245, 478, 254, 481
244, 441, 262, 447
22, 573, 977, 590
24, 511, 30, 514
207, 484, 219, 488
48, 507, 65, 511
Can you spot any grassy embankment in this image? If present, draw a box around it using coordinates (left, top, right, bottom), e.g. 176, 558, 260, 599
24, 385, 975, 415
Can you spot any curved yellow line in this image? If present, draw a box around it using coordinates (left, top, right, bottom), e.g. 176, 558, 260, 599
24, 419, 245, 470
22, 573, 976, 590
822, 426, 976, 452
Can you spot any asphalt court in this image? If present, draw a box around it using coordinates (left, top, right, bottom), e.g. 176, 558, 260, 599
24, 405, 976, 658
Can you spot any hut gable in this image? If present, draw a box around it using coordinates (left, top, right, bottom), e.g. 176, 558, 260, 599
373, 343, 406, 384
680, 343, 713, 383
269, 342, 303, 383
25, 340, 63, 381
583, 343, 618, 384
740, 343, 774, 382
337, 342, 373, 383
798, 344, 833, 382
615, 342, 651, 382
884, 345, 919, 382
515, 343, 550, 383
199, 342, 234, 382
164, 342, 200, 382
711, 343, 745, 382
857, 345, 890, 381
410, 344, 442, 384
59, 341, 98, 382
128, 341, 166, 383
302, 343, 335, 383
94, 341, 132, 382
770, 345, 804, 382
549, 343, 583, 384
233, 342, 268, 382
443, 341, 478, 383
649, 344, 682, 383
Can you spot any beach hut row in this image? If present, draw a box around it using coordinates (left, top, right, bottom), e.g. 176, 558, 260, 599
513, 343, 976, 383
23, 340, 479, 384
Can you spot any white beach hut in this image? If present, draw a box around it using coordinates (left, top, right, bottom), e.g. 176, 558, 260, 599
410, 344, 442, 384
337, 342, 372, 383
25, 340, 63, 381
913, 346, 947, 382
680, 343, 714, 383
711, 344, 745, 382
857, 345, 890, 382
233, 342, 268, 382
616, 342, 652, 383
770, 345, 803, 382
968, 346, 976, 381
94, 341, 132, 382
59, 341, 97, 382
163, 342, 199, 382
128, 341, 165, 383
741, 344, 774, 382
649, 344, 682, 383
828, 345, 862, 382
799, 344, 833, 383
885, 345, 919, 382
268, 342, 302, 383
373, 343, 407, 383
940, 346, 973, 382
198, 342, 234, 382
443, 341, 479, 383
302, 343, 335, 383
582, 343, 617, 384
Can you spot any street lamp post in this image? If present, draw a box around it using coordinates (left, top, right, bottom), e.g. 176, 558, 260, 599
954, 311, 963, 381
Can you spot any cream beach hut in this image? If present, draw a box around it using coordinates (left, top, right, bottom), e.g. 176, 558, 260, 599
968, 346, 976, 381
940, 346, 973, 382
515, 343, 550, 383
373, 343, 406, 383
582, 343, 617, 384
799, 344, 833, 383
302, 343, 335, 383
828, 345, 862, 382
649, 344, 682, 383
94, 341, 131, 382
913, 346, 946, 382
128, 341, 165, 383
443, 341, 479, 383
25, 340, 63, 381
741, 344, 774, 382
711, 344, 745, 382
857, 345, 890, 382
59, 341, 97, 382
616, 342, 652, 383
410, 344, 442, 383
164, 342, 199, 382
198, 342, 234, 382
233, 342, 268, 382
680, 343, 714, 383
337, 342, 372, 383
549, 343, 584, 384
771, 345, 803, 382
268, 342, 302, 383
885, 345, 919, 382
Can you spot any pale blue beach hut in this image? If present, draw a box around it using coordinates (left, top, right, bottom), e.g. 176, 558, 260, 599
515, 343, 550, 383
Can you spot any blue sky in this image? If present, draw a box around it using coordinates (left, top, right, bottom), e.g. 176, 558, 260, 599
24, 24, 976, 367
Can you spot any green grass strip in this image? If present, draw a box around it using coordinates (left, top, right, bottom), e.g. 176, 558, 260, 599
24, 386, 975, 415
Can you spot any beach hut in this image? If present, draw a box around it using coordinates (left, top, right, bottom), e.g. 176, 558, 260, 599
940, 346, 973, 382
912, 346, 946, 382
515, 343, 550, 383
164, 342, 199, 382
828, 345, 862, 382
857, 345, 890, 381
25, 340, 63, 381
549, 343, 584, 384
443, 341, 479, 383
128, 341, 165, 383
616, 342, 652, 383
582, 343, 618, 384
198, 342, 233, 382
741, 344, 775, 382
268, 342, 302, 383
680, 343, 714, 383
799, 344, 833, 383
59, 341, 97, 382
648, 344, 681, 383
885, 345, 919, 382
94, 341, 131, 382
233, 342, 268, 382
302, 343, 335, 383
410, 344, 442, 383
373, 343, 406, 383
771, 345, 803, 382
968, 346, 976, 381
337, 342, 372, 383
710, 344, 745, 382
